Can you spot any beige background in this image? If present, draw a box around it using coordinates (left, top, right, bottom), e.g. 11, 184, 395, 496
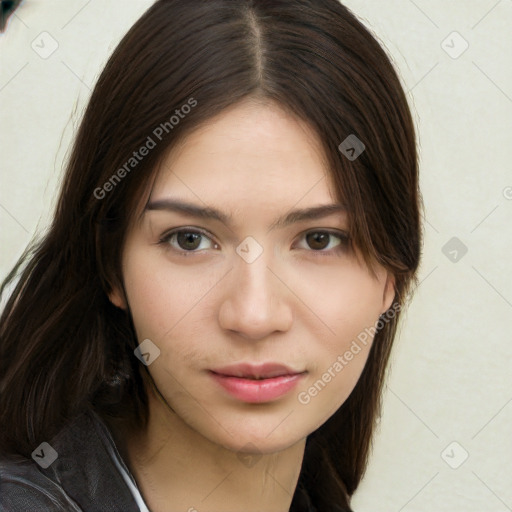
1, 1, 511, 510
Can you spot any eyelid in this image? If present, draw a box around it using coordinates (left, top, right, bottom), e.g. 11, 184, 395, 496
292, 228, 350, 253
158, 226, 219, 253
158, 226, 350, 255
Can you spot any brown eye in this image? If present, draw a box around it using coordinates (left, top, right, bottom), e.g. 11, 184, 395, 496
159, 229, 217, 255
176, 232, 202, 250
296, 230, 350, 254
306, 232, 331, 250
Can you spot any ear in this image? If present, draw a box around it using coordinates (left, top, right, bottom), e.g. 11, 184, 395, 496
108, 283, 127, 310
380, 271, 396, 315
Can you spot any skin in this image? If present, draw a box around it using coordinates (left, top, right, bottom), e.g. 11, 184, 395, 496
109, 98, 395, 512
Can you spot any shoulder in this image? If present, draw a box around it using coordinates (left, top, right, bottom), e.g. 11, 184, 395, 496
0, 453, 82, 511
0, 408, 141, 512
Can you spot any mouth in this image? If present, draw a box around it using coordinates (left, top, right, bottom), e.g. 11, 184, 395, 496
210, 362, 304, 379
209, 362, 307, 403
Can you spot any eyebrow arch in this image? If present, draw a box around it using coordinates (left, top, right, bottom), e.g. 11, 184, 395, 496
144, 198, 346, 231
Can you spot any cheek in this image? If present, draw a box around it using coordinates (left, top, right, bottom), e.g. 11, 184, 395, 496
122, 254, 227, 392
297, 329, 375, 432
293, 265, 384, 421
122, 251, 219, 341
291, 258, 385, 344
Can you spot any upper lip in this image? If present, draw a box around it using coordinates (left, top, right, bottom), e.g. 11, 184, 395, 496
210, 363, 304, 379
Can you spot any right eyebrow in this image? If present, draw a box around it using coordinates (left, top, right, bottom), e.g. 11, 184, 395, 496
144, 198, 347, 231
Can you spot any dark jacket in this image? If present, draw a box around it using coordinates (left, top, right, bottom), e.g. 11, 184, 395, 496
0, 408, 147, 511
0, 407, 321, 511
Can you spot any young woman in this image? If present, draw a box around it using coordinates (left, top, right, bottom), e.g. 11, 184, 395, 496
0, 0, 422, 510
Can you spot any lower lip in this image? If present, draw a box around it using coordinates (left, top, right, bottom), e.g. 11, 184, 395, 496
209, 371, 305, 403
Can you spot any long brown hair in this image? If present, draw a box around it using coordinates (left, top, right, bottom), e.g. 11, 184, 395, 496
0, 0, 421, 509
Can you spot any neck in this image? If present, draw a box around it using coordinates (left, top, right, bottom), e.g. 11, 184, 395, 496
108, 385, 306, 512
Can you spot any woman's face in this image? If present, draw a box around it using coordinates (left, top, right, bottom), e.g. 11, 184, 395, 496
110, 99, 395, 454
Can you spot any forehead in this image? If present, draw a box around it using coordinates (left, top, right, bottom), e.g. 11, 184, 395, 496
149, 100, 338, 215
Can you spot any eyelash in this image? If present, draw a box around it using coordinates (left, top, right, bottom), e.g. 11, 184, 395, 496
157, 227, 351, 257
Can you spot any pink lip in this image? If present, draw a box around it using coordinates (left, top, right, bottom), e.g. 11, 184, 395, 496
209, 363, 306, 403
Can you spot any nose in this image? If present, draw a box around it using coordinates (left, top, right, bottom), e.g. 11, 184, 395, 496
218, 249, 293, 340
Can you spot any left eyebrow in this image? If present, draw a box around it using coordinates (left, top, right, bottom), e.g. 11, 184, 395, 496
144, 198, 347, 231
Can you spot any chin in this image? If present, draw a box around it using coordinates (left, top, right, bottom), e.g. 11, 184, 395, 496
203, 420, 309, 455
